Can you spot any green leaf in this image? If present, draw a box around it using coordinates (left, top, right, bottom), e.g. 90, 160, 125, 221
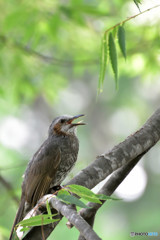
108, 32, 118, 87
57, 191, 90, 208
112, 27, 117, 38
133, 0, 141, 12
58, 189, 70, 196
98, 32, 108, 93
96, 194, 120, 201
17, 214, 59, 227
46, 200, 52, 220
20, 227, 30, 232
67, 185, 102, 204
118, 26, 126, 60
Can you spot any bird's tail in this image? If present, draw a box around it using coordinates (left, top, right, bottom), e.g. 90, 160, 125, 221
9, 197, 25, 240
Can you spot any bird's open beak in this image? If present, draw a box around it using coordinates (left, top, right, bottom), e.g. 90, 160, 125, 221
67, 114, 86, 126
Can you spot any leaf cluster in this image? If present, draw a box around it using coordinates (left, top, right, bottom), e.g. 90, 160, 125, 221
99, 25, 126, 91
18, 184, 119, 235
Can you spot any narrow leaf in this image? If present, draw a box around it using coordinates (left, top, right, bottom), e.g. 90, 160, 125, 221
57, 192, 90, 208
98, 32, 108, 93
96, 194, 120, 201
20, 227, 30, 232
67, 185, 102, 204
17, 214, 59, 227
46, 200, 52, 220
118, 26, 126, 59
108, 32, 118, 87
133, 0, 141, 12
112, 27, 117, 38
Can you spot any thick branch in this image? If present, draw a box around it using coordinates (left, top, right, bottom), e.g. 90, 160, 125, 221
78, 152, 147, 240
68, 108, 160, 188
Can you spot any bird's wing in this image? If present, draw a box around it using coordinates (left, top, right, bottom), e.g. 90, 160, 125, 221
24, 141, 61, 207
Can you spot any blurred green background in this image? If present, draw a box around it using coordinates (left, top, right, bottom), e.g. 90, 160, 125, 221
0, 0, 160, 239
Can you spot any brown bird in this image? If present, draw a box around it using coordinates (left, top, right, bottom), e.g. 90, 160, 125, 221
9, 114, 85, 240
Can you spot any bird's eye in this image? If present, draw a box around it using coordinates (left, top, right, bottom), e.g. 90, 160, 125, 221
60, 119, 65, 124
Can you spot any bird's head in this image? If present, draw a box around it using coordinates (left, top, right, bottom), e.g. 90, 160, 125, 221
48, 114, 85, 136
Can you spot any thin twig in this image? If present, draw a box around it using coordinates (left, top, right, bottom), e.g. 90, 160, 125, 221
41, 217, 45, 240
105, 4, 160, 33
49, 197, 102, 240
0, 35, 98, 67
0, 175, 19, 205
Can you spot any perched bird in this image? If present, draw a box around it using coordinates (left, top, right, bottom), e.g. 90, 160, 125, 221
9, 114, 85, 240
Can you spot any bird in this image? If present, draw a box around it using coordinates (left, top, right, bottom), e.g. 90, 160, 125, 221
9, 114, 85, 240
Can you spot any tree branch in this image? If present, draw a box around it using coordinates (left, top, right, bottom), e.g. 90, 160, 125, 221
105, 4, 160, 34
68, 108, 160, 188
0, 174, 19, 205
78, 151, 148, 240
21, 195, 101, 240
49, 197, 102, 240
0, 35, 98, 67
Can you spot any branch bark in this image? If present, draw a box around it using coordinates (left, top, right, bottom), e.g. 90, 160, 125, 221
68, 108, 160, 189
49, 197, 102, 240
22, 107, 160, 240
78, 151, 147, 240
